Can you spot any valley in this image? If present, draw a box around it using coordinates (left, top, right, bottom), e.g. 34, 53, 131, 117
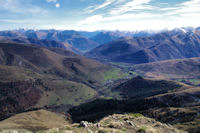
0, 28, 200, 133
1, 0, 200, 132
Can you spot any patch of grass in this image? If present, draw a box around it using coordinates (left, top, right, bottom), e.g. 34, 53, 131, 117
108, 62, 133, 70
189, 79, 200, 85
35, 79, 97, 107
103, 68, 121, 81
71, 126, 88, 133
177, 78, 200, 86
129, 113, 144, 118
115, 131, 123, 133
64, 125, 72, 130
49, 129, 59, 133
122, 128, 127, 132
103, 68, 130, 82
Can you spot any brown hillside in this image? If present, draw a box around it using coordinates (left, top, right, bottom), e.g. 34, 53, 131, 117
132, 57, 200, 79
0, 42, 107, 84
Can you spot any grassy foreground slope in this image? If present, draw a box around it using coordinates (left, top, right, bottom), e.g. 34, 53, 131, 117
0, 110, 185, 133
0, 110, 68, 132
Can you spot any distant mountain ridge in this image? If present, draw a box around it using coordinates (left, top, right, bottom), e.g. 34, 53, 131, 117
0, 36, 80, 53
86, 27, 200, 64
90, 32, 125, 45
0, 30, 99, 52
0, 29, 158, 52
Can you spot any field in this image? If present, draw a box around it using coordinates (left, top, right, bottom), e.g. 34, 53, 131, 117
35, 79, 97, 107
177, 78, 200, 86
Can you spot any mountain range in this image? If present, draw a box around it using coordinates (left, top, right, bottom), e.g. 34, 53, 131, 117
0, 27, 200, 133
86, 28, 200, 64
0, 29, 157, 53
0, 30, 99, 52
0, 35, 80, 53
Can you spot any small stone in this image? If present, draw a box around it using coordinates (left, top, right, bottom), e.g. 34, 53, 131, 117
126, 120, 135, 126
80, 121, 89, 128
96, 123, 101, 127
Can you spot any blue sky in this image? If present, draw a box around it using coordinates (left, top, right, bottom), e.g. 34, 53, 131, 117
0, 0, 199, 31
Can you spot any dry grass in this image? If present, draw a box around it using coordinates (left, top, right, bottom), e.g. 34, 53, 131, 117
0, 110, 68, 132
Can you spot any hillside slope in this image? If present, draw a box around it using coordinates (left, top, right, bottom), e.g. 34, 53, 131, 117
132, 57, 200, 79
0, 42, 113, 120
0, 42, 107, 83
0, 110, 68, 132
113, 76, 182, 99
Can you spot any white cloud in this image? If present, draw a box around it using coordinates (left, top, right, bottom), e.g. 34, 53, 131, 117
180, 12, 200, 17
76, 16, 200, 31
110, 0, 152, 15
158, 0, 200, 20
85, 0, 115, 13
106, 13, 154, 21
78, 15, 104, 25
97, 0, 113, 9
77, 0, 200, 31
56, 3, 60, 8
181, 0, 200, 6
160, 7, 178, 11
84, 0, 152, 14
179, 0, 200, 13
1, 0, 200, 31
77, 12, 156, 27
115, 0, 126, 4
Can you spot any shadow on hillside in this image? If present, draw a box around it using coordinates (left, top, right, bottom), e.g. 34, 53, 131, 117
68, 98, 166, 123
